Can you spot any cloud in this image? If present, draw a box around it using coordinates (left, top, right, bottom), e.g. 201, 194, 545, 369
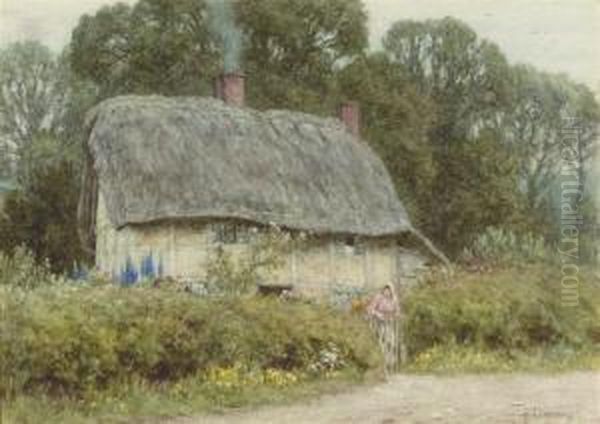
0, 0, 136, 51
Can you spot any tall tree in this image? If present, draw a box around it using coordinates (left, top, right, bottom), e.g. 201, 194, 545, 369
432, 131, 526, 253
381, 17, 600, 251
70, 0, 368, 114
503, 65, 600, 211
0, 41, 69, 178
336, 53, 437, 232
0, 158, 86, 272
383, 17, 512, 144
70, 0, 220, 98
237, 0, 368, 113
380, 18, 531, 253
0, 42, 93, 268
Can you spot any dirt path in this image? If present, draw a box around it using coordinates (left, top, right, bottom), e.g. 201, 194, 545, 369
169, 372, 599, 423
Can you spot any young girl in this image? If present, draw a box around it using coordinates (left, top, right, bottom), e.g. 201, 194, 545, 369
367, 284, 403, 372
367, 284, 399, 321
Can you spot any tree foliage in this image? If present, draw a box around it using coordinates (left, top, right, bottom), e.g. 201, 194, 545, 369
383, 17, 512, 143
70, 0, 220, 97
336, 53, 437, 230
237, 0, 367, 112
69, 0, 368, 114
0, 41, 69, 174
503, 65, 600, 210
380, 17, 599, 254
0, 159, 86, 273
1, 5, 598, 267
431, 133, 525, 253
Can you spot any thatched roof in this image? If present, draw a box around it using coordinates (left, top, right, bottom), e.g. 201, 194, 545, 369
80, 96, 413, 241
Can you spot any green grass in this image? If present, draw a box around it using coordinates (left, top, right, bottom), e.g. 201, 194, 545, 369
1, 369, 371, 424
403, 344, 600, 374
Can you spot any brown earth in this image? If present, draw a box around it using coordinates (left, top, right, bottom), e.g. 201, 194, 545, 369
167, 372, 600, 423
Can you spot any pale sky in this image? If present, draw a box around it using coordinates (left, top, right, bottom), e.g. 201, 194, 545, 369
1, 0, 599, 91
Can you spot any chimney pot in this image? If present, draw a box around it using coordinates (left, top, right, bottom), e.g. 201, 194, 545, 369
338, 101, 360, 137
215, 72, 245, 107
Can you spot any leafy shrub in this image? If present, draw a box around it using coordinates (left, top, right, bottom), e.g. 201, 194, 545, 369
0, 286, 380, 398
461, 227, 555, 267
205, 225, 298, 295
0, 246, 65, 289
402, 266, 600, 357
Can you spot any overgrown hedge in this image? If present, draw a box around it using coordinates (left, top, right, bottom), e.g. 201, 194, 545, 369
0, 285, 380, 398
402, 266, 600, 356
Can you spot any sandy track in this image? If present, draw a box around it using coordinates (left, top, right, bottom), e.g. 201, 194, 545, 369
168, 372, 600, 423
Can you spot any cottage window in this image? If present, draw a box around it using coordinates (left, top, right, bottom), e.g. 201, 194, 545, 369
213, 223, 251, 244
348, 236, 366, 255
336, 236, 365, 255
214, 223, 237, 244
353, 237, 366, 255
236, 225, 252, 243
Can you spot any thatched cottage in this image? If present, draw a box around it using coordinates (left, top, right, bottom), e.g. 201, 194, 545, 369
79, 73, 438, 295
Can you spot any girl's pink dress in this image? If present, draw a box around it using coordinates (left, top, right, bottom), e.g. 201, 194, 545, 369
367, 293, 398, 321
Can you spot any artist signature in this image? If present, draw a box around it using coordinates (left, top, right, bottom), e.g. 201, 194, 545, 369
511, 402, 570, 421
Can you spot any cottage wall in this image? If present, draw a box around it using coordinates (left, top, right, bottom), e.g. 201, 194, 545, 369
96, 194, 423, 294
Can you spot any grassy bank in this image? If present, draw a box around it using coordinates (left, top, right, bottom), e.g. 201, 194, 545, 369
2, 256, 600, 422
2, 369, 369, 424
0, 280, 381, 423
405, 344, 600, 374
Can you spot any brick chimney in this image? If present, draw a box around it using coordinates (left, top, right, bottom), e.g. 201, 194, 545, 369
214, 72, 245, 107
338, 101, 360, 137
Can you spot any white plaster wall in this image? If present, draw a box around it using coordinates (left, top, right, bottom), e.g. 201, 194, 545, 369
96, 193, 423, 293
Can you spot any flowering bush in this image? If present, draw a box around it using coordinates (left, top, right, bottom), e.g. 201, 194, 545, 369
406, 343, 600, 374
407, 344, 516, 373
0, 287, 380, 398
203, 363, 300, 390
307, 342, 347, 375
